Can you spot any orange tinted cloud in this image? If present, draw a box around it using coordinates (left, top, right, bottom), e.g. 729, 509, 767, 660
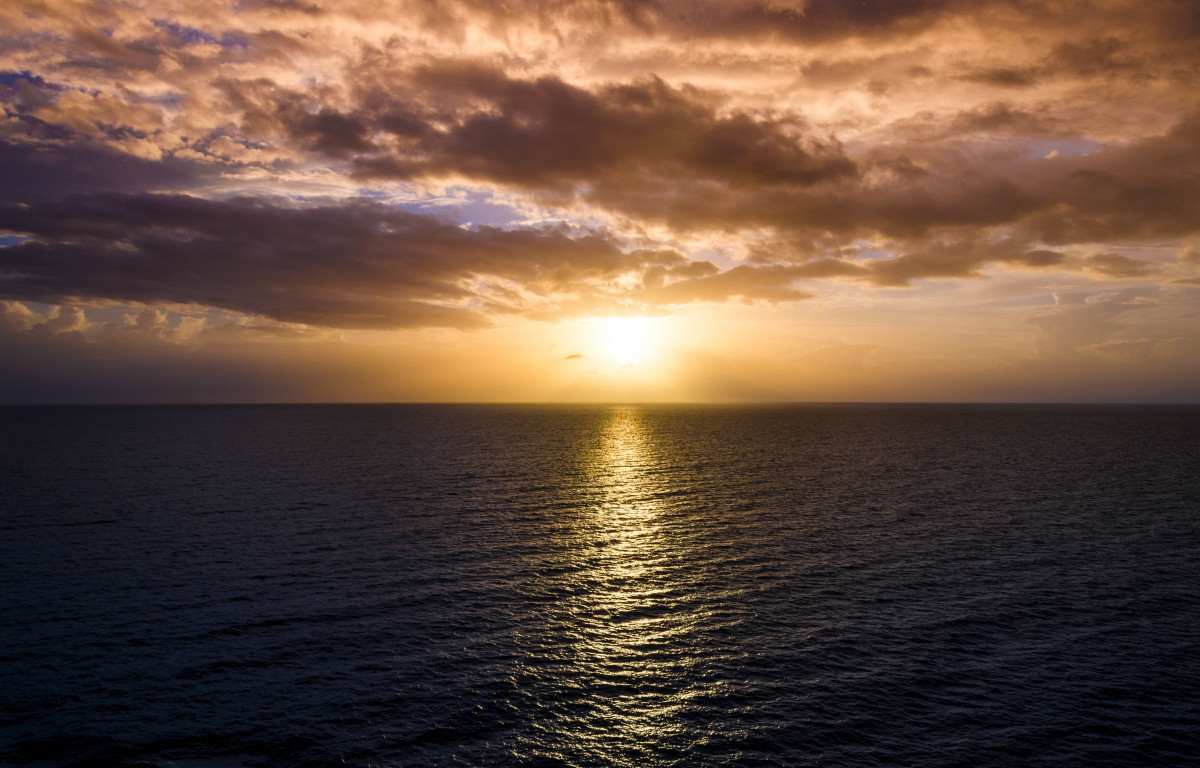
1, 0, 1198, 399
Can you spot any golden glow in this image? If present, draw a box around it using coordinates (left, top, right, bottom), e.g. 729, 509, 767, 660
538, 406, 693, 759
589, 316, 658, 369
2, 1, 1197, 406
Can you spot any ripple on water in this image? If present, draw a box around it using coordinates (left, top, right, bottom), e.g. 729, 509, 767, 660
1, 404, 1198, 767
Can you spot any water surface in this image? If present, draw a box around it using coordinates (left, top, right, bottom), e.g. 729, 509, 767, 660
1, 405, 1197, 766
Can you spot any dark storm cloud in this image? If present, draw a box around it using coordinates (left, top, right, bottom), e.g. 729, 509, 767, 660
298, 51, 1193, 253
1015, 113, 1200, 244
0, 140, 209, 201
318, 67, 857, 192
576, 108, 1200, 265
12, 89, 1185, 311
258, 60, 1198, 254
0, 194, 662, 329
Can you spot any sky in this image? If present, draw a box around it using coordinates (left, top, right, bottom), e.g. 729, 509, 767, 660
1, 0, 1199, 403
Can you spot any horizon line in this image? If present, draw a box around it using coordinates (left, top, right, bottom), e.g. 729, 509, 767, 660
2, 401, 1197, 407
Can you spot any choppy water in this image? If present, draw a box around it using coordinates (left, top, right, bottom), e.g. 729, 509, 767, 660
1, 404, 1198, 767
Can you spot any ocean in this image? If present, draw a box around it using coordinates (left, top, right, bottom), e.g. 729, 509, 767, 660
1, 404, 1197, 767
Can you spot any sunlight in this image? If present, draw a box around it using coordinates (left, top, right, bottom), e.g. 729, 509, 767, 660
590, 316, 657, 369
537, 405, 692, 762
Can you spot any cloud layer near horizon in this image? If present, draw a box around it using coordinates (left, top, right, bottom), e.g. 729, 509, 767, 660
1, 0, 1199, 400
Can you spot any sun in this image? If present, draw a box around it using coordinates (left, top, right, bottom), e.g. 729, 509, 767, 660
591, 316, 656, 368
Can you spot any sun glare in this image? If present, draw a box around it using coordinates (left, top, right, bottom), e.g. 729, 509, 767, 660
591, 316, 657, 368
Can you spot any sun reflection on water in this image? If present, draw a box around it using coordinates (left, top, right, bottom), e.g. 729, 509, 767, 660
517, 405, 714, 766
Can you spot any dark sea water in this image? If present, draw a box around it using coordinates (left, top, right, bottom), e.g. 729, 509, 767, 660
1, 404, 1198, 767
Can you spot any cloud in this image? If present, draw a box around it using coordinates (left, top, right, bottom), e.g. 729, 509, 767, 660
0, 139, 207, 202
961, 67, 1041, 89
0, 299, 41, 332
1082, 253, 1157, 278
644, 263, 816, 304
6, 100, 1199, 318
1, 192, 818, 328
1028, 290, 1152, 354
415, 0, 1009, 45
6, 4, 1200, 258
41, 305, 88, 334
335, 66, 856, 193
1, 0, 1199, 403
0, 194, 657, 329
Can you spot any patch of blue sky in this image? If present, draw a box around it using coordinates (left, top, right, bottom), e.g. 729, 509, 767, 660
855, 249, 893, 261
351, 188, 394, 202
380, 188, 531, 228
854, 246, 892, 260
268, 185, 528, 228
0, 235, 29, 247
357, 184, 615, 233
142, 91, 185, 108
264, 192, 341, 205
218, 32, 251, 50
430, 198, 531, 228
152, 20, 249, 49
1, 70, 37, 88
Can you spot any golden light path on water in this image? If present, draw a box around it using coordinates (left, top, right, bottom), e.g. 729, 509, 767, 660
577, 409, 682, 748
511, 406, 738, 766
